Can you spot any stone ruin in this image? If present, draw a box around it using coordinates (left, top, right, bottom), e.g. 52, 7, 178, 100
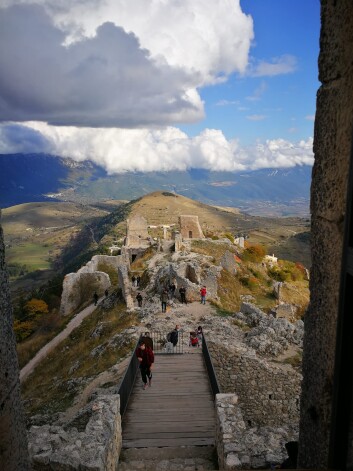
179, 215, 205, 239
125, 215, 151, 248
60, 254, 132, 315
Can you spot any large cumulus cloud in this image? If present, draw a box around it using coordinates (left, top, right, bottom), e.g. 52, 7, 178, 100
0, 4, 204, 127
0, 1, 253, 127
0, 122, 314, 172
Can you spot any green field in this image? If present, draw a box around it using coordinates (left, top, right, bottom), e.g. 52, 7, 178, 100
6, 242, 52, 271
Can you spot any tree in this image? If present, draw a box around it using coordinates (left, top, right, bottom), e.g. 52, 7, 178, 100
24, 298, 49, 320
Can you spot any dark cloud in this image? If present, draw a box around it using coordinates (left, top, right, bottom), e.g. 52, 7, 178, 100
0, 5, 203, 127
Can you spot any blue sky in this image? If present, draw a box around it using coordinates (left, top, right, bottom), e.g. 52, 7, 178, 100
181, 0, 320, 144
0, 0, 320, 173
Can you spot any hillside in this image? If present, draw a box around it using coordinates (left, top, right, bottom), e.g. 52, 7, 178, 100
0, 153, 311, 217
3, 192, 311, 293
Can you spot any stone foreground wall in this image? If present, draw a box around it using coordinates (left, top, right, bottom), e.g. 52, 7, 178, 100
209, 341, 301, 428
216, 394, 297, 469
299, 0, 353, 466
0, 220, 30, 469
28, 393, 122, 470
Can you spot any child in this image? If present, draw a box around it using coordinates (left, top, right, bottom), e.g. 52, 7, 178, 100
189, 331, 199, 347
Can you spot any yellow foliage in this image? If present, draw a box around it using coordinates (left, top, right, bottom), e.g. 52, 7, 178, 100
24, 298, 49, 319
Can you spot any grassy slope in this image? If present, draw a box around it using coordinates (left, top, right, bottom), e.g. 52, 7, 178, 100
21, 303, 137, 417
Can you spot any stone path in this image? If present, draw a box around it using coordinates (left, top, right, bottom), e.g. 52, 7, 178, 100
20, 297, 104, 383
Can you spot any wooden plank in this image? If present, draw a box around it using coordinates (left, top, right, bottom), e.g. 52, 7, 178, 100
122, 437, 214, 448
122, 353, 215, 449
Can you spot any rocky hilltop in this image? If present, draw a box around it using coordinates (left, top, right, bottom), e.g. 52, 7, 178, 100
21, 208, 308, 469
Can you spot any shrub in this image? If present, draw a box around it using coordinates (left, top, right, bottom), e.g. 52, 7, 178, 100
13, 320, 35, 342
242, 244, 266, 262
24, 299, 49, 320
223, 233, 235, 243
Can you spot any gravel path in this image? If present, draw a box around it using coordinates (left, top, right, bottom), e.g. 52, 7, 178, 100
20, 298, 103, 383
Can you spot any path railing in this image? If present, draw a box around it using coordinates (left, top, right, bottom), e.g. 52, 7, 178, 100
143, 331, 184, 354
202, 334, 221, 397
117, 338, 140, 417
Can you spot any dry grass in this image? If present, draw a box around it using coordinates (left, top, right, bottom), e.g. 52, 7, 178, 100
130, 246, 156, 273
97, 262, 119, 286
21, 303, 137, 417
191, 239, 235, 264
17, 310, 72, 368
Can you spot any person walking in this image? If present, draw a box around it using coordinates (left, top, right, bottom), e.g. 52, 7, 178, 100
105, 289, 109, 297
170, 325, 180, 347
160, 288, 168, 313
136, 275, 141, 287
169, 282, 176, 300
136, 340, 154, 389
200, 285, 207, 304
141, 331, 154, 350
136, 292, 143, 307
131, 275, 136, 287
179, 286, 187, 304
93, 292, 99, 306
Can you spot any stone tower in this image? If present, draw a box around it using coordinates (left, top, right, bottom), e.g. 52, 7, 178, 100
0, 217, 30, 469
179, 215, 205, 239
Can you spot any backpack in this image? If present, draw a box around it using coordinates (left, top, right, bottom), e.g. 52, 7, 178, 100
167, 332, 172, 342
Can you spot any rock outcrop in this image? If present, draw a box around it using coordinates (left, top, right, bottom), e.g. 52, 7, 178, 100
29, 391, 122, 470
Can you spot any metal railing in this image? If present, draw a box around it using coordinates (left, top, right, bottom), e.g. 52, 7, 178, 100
202, 334, 221, 397
141, 330, 184, 354
117, 338, 140, 417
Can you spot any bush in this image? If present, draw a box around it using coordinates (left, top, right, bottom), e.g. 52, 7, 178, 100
24, 299, 49, 320
242, 244, 266, 262
223, 233, 235, 243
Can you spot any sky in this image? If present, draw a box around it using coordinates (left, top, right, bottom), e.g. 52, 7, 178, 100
0, 0, 320, 173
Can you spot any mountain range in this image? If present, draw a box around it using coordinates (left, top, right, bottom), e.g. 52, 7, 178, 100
0, 153, 312, 216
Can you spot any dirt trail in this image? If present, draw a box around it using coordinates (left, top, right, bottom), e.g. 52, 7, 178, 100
20, 297, 104, 383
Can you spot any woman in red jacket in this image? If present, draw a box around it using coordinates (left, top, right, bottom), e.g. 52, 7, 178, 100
136, 340, 154, 390
200, 285, 207, 305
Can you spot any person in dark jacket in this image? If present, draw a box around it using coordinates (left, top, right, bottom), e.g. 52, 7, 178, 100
136, 292, 143, 307
93, 292, 99, 306
141, 331, 154, 351
160, 288, 168, 313
179, 286, 187, 304
136, 340, 154, 389
169, 325, 180, 347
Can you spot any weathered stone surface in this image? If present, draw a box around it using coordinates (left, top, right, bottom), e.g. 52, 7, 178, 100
220, 250, 237, 274
28, 394, 122, 470
179, 215, 204, 239
60, 271, 111, 315
125, 215, 151, 248
215, 394, 298, 470
299, 1, 353, 466
0, 219, 30, 469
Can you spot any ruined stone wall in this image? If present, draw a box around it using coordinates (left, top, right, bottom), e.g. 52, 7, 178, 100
215, 394, 298, 469
28, 392, 122, 470
78, 254, 129, 274
179, 215, 205, 239
209, 341, 301, 428
298, 0, 353, 466
0, 220, 30, 469
117, 265, 134, 311
125, 215, 150, 247
60, 271, 111, 315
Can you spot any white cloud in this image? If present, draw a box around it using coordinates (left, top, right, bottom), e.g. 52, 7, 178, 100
215, 100, 240, 107
0, 1, 254, 127
246, 54, 297, 77
246, 81, 267, 101
0, 122, 314, 172
246, 115, 267, 121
